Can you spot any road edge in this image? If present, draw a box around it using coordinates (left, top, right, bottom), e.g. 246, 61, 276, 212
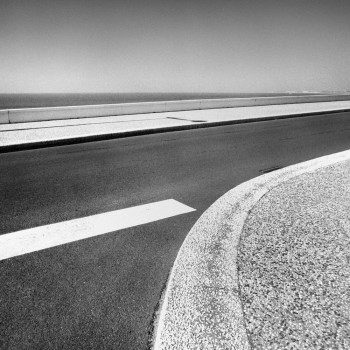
152, 149, 350, 349
1, 108, 350, 153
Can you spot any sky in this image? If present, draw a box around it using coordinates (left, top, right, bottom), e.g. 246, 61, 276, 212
0, 0, 349, 93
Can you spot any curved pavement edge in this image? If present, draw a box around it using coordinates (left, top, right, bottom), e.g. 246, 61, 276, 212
152, 149, 350, 350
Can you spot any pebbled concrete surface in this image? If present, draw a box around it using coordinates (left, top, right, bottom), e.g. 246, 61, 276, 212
153, 149, 350, 350
238, 161, 350, 350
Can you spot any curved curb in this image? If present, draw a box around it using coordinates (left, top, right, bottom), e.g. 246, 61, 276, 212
152, 149, 350, 350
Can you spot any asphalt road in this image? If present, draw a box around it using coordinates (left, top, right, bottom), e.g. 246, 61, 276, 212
1, 112, 350, 349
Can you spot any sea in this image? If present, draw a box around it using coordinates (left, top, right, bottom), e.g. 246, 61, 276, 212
0, 92, 321, 110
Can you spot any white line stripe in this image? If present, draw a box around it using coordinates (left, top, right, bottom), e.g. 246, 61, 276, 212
0, 199, 196, 261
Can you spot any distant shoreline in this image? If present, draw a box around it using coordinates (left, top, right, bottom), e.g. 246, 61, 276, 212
0, 92, 324, 110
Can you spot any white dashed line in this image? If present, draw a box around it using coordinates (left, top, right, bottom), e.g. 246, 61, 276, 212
0, 199, 196, 261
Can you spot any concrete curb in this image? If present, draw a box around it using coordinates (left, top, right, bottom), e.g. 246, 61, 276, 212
1, 108, 350, 153
152, 149, 350, 349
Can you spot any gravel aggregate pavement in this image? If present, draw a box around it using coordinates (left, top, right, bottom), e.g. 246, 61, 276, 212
238, 161, 350, 350
153, 150, 350, 350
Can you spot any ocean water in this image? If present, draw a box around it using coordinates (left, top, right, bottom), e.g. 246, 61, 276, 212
0, 92, 319, 110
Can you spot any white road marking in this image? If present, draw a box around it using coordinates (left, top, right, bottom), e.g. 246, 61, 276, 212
0, 199, 196, 261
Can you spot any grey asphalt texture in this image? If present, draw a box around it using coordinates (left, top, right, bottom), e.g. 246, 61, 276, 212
238, 161, 350, 350
1, 112, 350, 349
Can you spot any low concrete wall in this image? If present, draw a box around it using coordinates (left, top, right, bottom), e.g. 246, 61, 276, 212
165, 100, 202, 112
6, 102, 168, 124
0, 110, 9, 124
1, 94, 350, 124
198, 94, 350, 109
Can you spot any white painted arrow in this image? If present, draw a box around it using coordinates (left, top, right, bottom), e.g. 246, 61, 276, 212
0, 199, 196, 261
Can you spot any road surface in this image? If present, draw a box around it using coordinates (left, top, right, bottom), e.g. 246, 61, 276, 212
1, 112, 350, 349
